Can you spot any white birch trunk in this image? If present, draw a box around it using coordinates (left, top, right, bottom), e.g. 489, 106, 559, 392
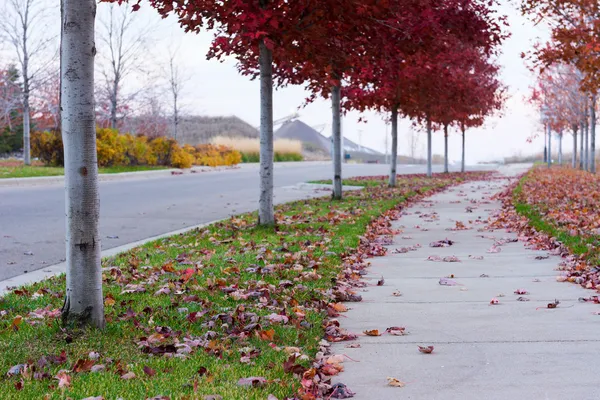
443, 124, 449, 173
461, 126, 466, 173
591, 94, 596, 173
331, 84, 343, 200
572, 125, 578, 169
258, 39, 274, 225
580, 121, 585, 169
389, 108, 398, 187
547, 125, 552, 168
110, 78, 118, 129
427, 119, 432, 178
22, 92, 31, 165
61, 0, 104, 328
585, 118, 589, 171
558, 133, 562, 165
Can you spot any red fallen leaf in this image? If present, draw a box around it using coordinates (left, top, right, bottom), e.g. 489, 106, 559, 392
490, 298, 500, 305
363, 329, 381, 336
55, 371, 71, 388
377, 276, 385, 286
418, 345, 434, 354
143, 366, 156, 377
321, 363, 343, 376
386, 326, 407, 336
14, 380, 23, 390
197, 366, 208, 377
71, 359, 95, 373
47, 350, 67, 365
180, 268, 196, 281
237, 376, 267, 387
514, 289, 529, 295
283, 356, 307, 375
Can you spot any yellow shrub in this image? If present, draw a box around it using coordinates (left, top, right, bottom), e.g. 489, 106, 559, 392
33, 128, 239, 170
31, 131, 63, 166
171, 146, 194, 169
96, 128, 127, 167
122, 134, 156, 166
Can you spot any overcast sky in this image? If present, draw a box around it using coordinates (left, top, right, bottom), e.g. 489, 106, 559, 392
1, 0, 552, 163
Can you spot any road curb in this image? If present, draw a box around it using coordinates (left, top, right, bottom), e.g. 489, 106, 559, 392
0, 181, 366, 294
0, 218, 225, 295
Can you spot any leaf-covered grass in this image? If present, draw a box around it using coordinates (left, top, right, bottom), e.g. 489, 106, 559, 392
0, 172, 489, 399
512, 167, 600, 264
0, 163, 168, 179
311, 174, 468, 188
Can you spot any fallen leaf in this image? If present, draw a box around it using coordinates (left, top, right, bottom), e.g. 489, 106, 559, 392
7, 364, 27, 376
386, 377, 406, 387
55, 371, 71, 388
514, 289, 529, 295
386, 326, 407, 336
490, 298, 500, 305
392, 290, 402, 297
72, 359, 95, 373
439, 278, 458, 286
516, 297, 530, 302
418, 345, 434, 354
363, 329, 381, 336
329, 382, 355, 399
377, 276, 385, 286
121, 372, 136, 380
237, 376, 267, 387
11, 315, 22, 331
143, 366, 156, 377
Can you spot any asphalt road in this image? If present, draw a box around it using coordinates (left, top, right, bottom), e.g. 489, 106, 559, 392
0, 162, 497, 281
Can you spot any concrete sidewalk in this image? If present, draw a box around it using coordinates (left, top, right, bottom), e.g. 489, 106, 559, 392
332, 172, 599, 399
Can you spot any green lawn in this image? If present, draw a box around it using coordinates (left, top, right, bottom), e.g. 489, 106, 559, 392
0, 164, 168, 179
0, 172, 489, 399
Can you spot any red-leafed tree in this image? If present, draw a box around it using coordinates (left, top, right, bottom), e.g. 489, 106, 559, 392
103, 0, 343, 221
345, 0, 507, 181
522, 0, 599, 172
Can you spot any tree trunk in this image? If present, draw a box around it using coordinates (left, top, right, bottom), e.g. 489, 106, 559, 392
110, 77, 118, 129
60, 0, 104, 329
389, 108, 398, 187
331, 84, 343, 200
543, 127, 547, 163
427, 118, 432, 178
591, 94, 596, 173
585, 117, 589, 171
22, 93, 31, 165
558, 133, 563, 165
580, 121, 585, 169
443, 124, 449, 173
172, 99, 179, 141
547, 125, 552, 168
258, 39, 274, 225
461, 126, 466, 173
572, 125, 578, 169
